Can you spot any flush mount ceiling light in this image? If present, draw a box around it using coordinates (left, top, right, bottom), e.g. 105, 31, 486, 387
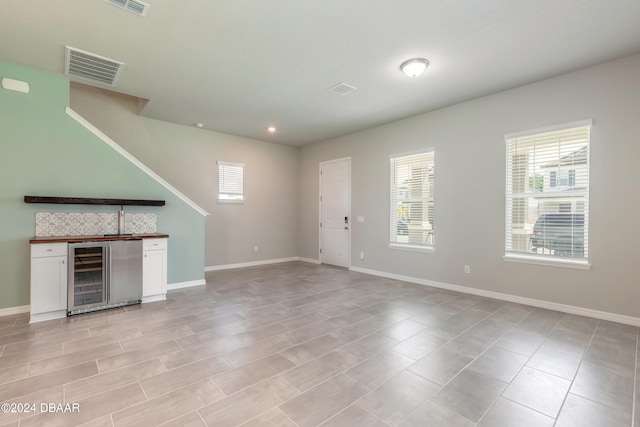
267, 126, 277, 133
400, 58, 429, 77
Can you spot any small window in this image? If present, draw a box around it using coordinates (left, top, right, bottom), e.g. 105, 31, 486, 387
390, 150, 435, 251
505, 121, 590, 265
218, 161, 244, 203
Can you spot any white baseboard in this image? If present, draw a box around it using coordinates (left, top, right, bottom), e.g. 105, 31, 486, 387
142, 294, 166, 303
30, 310, 66, 324
0, 305, 30, 317
349, 266, 640, 327
298, 257, 321, 264
205, 257, 300, 272
167, 279, 206, 290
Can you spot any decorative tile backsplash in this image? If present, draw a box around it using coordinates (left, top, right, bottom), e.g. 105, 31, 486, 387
35, 212, 157, 236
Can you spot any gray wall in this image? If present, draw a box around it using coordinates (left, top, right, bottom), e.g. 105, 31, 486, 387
70, 85, 299, 268
299, 53, 640, 318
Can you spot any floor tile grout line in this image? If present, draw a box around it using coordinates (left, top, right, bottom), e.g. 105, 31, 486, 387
278, 409, 300, 427
542, 317, 600, 426
107, 376, 215, 426
205, 342, 380, 425
556, 320, 640, 419
392, 306, 528, 426
195, 409, 208, 427
200, 306, 416, 382
177, 293, 393, 351
399, 305, 563, 426
476, 310, 573, 424
8, 264, 636, 426
318, 401, 389, 427
235, 401, 299, 427
505, 395, 560, 421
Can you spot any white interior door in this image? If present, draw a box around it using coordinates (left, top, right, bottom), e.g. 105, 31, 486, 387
320, 158, 350, 267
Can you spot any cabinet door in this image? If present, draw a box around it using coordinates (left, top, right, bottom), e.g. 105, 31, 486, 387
143, 249, 166, 297
31, 256, 67, 314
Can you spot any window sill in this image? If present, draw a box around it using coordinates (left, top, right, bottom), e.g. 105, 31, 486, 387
503, 253, 591, 270
217, 199, 244, 204
389, 243, 434, 253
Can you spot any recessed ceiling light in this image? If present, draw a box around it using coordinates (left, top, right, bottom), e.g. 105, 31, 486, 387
400, 58, 429, 77
268, 126, 277, 133
194, 123, 204, 128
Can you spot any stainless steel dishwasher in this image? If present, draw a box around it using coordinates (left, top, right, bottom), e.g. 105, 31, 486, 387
67, 239, 143, 315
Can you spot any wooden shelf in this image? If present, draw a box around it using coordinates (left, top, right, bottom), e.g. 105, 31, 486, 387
24, 196, 165, 207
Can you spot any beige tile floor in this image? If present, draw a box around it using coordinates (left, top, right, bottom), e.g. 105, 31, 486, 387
0, 261, 637, 426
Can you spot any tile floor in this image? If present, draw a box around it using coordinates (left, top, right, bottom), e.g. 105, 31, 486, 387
0, 261, 638, 426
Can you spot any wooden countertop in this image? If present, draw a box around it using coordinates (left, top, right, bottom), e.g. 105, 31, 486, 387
30, 233, 169, 244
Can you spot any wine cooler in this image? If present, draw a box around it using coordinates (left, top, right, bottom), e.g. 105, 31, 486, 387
68, 240, 143, 315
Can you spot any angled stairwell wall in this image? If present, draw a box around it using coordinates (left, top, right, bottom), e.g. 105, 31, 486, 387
0, 60, 207, 311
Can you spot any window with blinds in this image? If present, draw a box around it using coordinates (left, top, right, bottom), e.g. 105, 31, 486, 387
390, 150, 435, 250
218, 161, 244, 203
505, 121, 591, 262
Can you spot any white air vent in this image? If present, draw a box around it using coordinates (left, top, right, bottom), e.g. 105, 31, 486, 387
327, 82, 357, 95
104, 0, 150, 17
65, 46, 125, 87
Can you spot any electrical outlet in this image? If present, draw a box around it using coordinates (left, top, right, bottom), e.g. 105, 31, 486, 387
464, 265, 470, 274
360, 251, 364, 260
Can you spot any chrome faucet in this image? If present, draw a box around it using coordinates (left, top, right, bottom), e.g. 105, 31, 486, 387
117, 206, 125, 235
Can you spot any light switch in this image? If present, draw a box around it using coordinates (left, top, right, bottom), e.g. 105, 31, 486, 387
357, 216, 364, 223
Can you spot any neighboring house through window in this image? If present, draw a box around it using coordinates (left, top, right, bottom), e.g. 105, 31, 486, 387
389, 150, 435, 251
505, 120, 591, 266
218, 161, 244, 203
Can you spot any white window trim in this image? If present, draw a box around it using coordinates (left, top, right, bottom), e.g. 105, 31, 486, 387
504, 119, 593, 139
389, 243, 435, 253
504, 120, 591, 268
217, 160, 245, 204
503, 253, 591, 270
389, 148, 435, 252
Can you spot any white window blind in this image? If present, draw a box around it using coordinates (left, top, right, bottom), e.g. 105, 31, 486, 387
218, 161, 244, 203
505, 121, 590, 261
390, 150, 435, 250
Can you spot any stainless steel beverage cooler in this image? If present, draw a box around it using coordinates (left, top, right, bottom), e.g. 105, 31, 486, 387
67, 240, 143, 315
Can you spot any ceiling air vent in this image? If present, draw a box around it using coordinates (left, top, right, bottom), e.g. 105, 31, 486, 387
327, 82, 357, 96
104, 0, 150, 17
65, 46, 125, 87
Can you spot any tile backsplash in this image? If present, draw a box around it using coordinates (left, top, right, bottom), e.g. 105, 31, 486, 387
35, 212, 157, 236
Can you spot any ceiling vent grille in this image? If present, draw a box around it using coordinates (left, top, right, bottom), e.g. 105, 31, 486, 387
65, 46, 125, 87
104, 0, 150, 17
327, 82, 357, 95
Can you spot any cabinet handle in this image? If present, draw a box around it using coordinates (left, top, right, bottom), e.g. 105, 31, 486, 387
62, 260, 65, 265
46, 249, 53, 252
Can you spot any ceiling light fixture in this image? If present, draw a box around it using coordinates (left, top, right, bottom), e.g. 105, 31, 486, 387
400, 58, 429, 77
194, 123, 204, 128
268, 126, 277, 133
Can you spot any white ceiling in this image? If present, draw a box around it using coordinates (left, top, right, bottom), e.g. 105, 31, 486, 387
1, 1, 640, 147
